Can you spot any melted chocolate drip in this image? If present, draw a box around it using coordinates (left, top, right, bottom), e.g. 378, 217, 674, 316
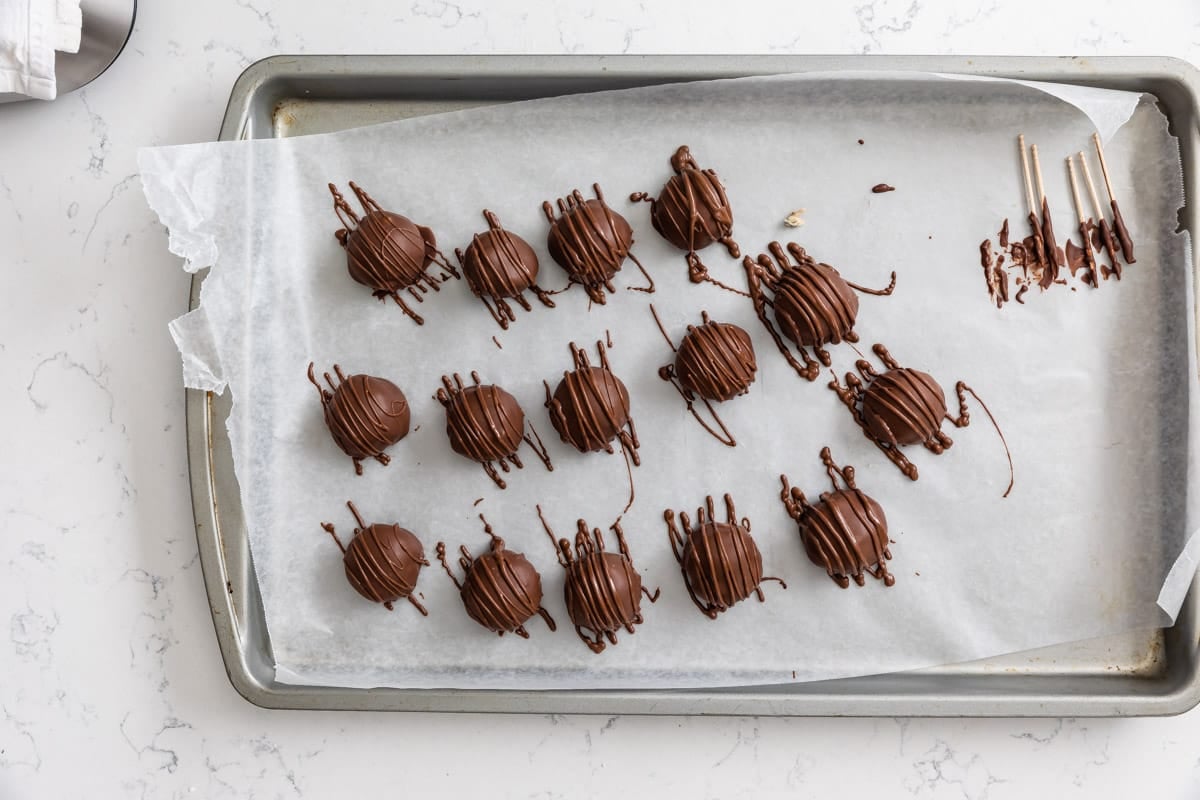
665, 494, 784, 618
543, 183, 653, 304
321, 501, 429, 614
1111, 200, 1136, 264
308, 363, 410, 475
329, 182, 459, 325
539, 509, 657, 654
1092, 219, 1122, 280
780, 448, 893, 588
1039, 197, 1063, 289
633, 145, 740, 287
437, 371, 552, 489
545, 341, 639, 465
436, 516, 555, 638
456, 210, 556, 329
745, 241, 896, 382
871, 184, 895, 194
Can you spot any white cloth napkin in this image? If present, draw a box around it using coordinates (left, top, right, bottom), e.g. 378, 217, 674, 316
0, 0, 83, 100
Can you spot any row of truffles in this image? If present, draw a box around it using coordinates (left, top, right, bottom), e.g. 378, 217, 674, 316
325, 144, 747, 332
318, 447, 894, 654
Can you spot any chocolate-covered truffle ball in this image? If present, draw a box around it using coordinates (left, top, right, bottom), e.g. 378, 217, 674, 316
861, 366, 947, 446
781, 449, 894, 588
437, 371, 553, 489
745, 241, 895, 382
540, 510, 657, 654
543, 184, 649, 304
665, 494, 783, 619
321, 501, 430, 614
308, 363, 410, 475
328, 181, 458, 325
456, 210, 555, 329
631, 146, 739, 284
771, 260, 860, 348
545, 341, 639, 464
674, 317, 757, 402
436, 517, 556, 638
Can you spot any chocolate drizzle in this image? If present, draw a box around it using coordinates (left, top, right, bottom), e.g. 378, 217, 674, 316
545, 340, 639, 465
538, 507, 658, 653
437, 371, 552, 489
436, 515, 555, 638
308, 362, 410, 475
321, 501, 429, 614
780, 448, 893, 588
829, 344, 1014, 496
664, 494, 785, 618
630, 145, 741, 290
543, 183, 653, 304
329, 182, 459, 325
650, 304, 756, 447
745, 241, 896, 381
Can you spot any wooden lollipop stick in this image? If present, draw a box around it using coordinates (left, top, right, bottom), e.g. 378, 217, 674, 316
1079, 150, 1121, 277
1093, 132, 1136, 264
1067, 155, 1100, 288
1031, 144, 1047, 206
1018, 134, 1037, 217
1078, 151, 1105, 221
1066, 156, 1086, 224
1092, 132, 1116, 201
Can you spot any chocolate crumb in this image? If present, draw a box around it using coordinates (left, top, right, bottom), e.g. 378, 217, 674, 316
857, 139, 864, 145
871, 184, 896, 194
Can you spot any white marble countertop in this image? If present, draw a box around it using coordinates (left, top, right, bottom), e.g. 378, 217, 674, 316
2, 0, 1200, 796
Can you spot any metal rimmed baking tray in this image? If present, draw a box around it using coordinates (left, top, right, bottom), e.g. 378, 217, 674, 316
189, 54, 1200, 715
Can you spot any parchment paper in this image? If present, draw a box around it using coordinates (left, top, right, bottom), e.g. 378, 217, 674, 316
141, 73, 1200, 689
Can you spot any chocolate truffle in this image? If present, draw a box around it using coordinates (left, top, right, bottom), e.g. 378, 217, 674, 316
329, 181, 459, 325
436, 371, 552, 489
544, 341, 639, 465
542, 183, 652, 304
435, 516, 555, 638
665, 494, 784, 619
308, 362, 410, 475
673, 314, 757, 402
828, 344, 1014, 496
631, 145, 739, 283
455, 209, 555, 329
539, 508, 658, 653
321, 501, 429, 613
862, 367, 947, 446
780, 448, 894, 588
744, 241, 895, 381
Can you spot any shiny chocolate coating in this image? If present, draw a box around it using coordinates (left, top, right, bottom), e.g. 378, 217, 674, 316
460, 210, 541, 300
647, 145, 736, 255
309, 363, 410, 475
680, 521, 764, 611
443, 381, 525, 464
541, 511, 655, 654
781, 448, 894, 589
344, 522, 427, 605
543, 184, 635, 304
674, 319, 757, 401
545, 342, 637, 463
772, 261, 860, 348
437, 524, 555, 638
331, 182, 438, 294
861, 367, 946, 446
666, 494, 781, 618
798, 489, 890, 589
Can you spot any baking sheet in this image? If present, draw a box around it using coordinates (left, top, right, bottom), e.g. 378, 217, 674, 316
142, 72, 1198, 690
